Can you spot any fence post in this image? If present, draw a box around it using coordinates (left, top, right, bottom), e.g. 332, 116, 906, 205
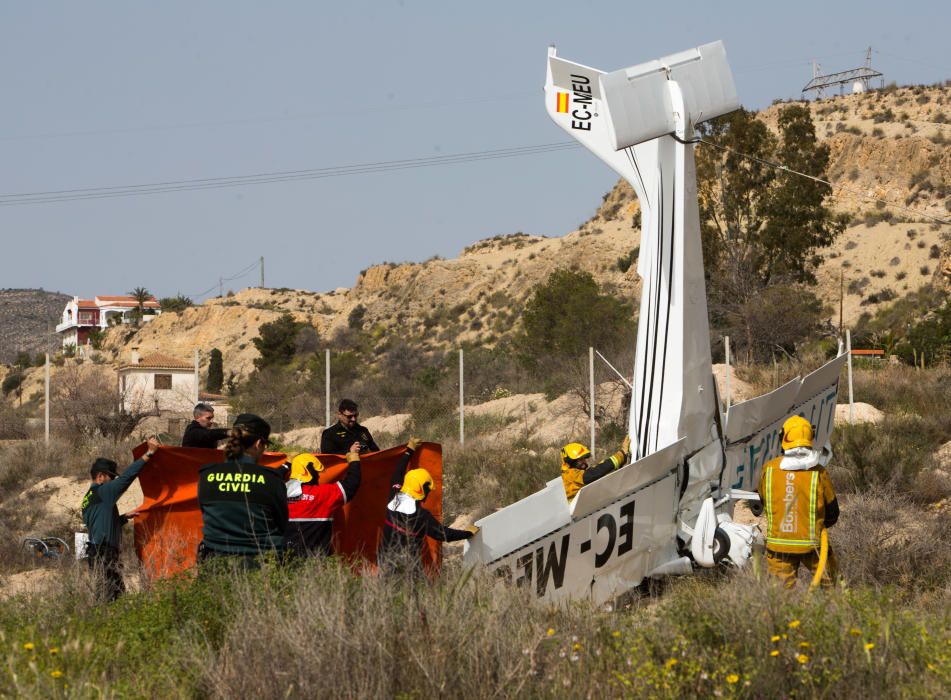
325, 348, 331, 428
44, 352, 50, 446
459, 349, 465, 445
724, 335, 732, 413
589, 347, 596, 458
846, 329, 854, 425
193, 349, 200, 405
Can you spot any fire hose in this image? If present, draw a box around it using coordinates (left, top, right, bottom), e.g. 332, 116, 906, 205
809, 528, 829, 590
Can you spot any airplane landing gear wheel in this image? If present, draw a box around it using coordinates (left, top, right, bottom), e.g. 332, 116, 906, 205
712, 527, 731, 564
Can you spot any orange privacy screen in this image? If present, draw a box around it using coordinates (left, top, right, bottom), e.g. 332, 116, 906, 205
131, 443, 443, 579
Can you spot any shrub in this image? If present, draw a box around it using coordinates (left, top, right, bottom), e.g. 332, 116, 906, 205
615, 247, 639, 273
158, 295, 193, 313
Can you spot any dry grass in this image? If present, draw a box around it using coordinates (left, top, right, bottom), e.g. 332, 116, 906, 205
1, 552, 948, 698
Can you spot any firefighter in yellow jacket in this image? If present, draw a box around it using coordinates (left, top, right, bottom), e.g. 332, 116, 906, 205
758, 415, 840, 588
561, 435, 631, 500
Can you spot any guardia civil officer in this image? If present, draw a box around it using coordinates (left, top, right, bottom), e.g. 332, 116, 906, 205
376, 437, 476, 576
197, 413, 288, 569
320, 399, 379, 454
81, 436, 161, 602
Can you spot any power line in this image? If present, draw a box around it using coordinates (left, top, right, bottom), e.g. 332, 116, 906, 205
0, 142, 581, 207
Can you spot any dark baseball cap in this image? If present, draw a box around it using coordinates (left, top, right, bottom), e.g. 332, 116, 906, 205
232, 413, 271, 441
90, 458, 119, 479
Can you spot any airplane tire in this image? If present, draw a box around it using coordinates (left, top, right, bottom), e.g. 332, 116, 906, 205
712, 527, 731, 564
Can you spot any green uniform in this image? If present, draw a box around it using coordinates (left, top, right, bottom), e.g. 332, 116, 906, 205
198, 455, 288, 555
81, 457, 148, 548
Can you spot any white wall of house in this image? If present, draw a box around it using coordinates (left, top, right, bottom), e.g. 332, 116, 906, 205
120, 368, 197, 414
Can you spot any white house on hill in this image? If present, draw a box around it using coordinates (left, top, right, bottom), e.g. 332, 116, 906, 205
56, 295, 161, 349
118, 351, 197, 415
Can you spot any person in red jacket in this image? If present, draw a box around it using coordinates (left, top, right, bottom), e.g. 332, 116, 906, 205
285, 443, 362, 557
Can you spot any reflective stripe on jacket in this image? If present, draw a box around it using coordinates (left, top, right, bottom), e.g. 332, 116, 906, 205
758, 457, 836, 553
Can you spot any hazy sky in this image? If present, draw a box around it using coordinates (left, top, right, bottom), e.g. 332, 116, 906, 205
2, 1, 947, 301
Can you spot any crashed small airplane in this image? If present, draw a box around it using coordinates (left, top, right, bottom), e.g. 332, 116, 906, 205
463, 42, 847, 604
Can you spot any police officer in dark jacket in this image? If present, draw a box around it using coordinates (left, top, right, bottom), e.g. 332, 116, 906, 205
81, 436, 161, 601
197, 413, 287, 569
376, 438, 476, 575
320, 398, 379, 454
182, 402, 230, 448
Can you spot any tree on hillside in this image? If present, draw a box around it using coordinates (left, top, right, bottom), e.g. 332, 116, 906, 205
696, 105, 847, 360
128, 287, 152, 326
206, 348, 224, 393
516, 269, 633, 397
252, 313, 306, 369
159, 295, 193, 313
14, 351, 32, 369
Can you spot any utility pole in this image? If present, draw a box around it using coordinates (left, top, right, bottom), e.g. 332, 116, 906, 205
839, 269, 844, 337
44, 352, 50, 446
219, 276, 223, 298
260, 256, 265, 288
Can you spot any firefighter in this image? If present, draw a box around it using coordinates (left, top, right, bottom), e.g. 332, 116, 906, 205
758, 415, 840, 588
376, 437, 476, 575
197, 413, 288, 569
81, 436, 162, 602
285, 444, 362, 557
560, 435, 632, 500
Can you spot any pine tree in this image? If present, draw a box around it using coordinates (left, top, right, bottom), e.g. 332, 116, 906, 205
206, 348, 224, 393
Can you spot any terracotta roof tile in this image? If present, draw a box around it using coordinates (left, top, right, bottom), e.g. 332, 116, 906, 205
95, 295, 160, 308
120, 352, 193, 370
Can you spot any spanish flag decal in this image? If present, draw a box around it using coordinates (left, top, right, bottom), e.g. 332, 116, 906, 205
556, 92, 569, 113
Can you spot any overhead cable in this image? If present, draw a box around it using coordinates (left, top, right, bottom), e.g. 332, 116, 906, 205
0, 143, 580, 207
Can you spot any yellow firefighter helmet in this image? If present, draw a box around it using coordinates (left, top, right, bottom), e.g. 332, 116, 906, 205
781, 415, 814, 451
289, 453, 324, 484
401, 468, 434, 501
561, 442, 591, 469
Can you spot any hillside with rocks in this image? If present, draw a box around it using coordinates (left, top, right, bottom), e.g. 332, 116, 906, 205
3, 85, 950, 391
0, 289, 70, 364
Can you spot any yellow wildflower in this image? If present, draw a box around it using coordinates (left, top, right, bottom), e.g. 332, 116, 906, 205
849, 628, 862, 636
788, 620, 801, 629
611, 631, 621, 638
50, 671, 63, 679
48, 648, 59, 655
664, 658, 678, 669
770, 635, 781, 643
573, 643, 582, 651
22, 643, 34, 651
799, 642, 810, 649
770, 650, 780, 657
546, 628, 555, 637
797, 654, 809, 664
864, 643, 875, 651
726, 674, 739, 684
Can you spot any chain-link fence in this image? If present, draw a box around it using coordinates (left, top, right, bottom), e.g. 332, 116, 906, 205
262, 347, 634, 460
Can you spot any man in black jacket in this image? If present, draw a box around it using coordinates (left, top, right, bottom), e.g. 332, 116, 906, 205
320, 399, 379, 454
182, 403, 229, 449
